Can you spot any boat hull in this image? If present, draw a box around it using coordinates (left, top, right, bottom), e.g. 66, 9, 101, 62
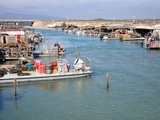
0, 71, 92, 84
101, 37, 120, 40
33, 52, 65, 57
121, 38, 145, 41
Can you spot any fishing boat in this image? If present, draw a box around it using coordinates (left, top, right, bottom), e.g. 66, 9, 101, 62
142, 28, 160, 49
0, 49, 92, 84
33, 43, 66, 57
100, 35, 120, 40
143, 39, 160, 49
26, 29, 44, 44
119, 34, 145, 41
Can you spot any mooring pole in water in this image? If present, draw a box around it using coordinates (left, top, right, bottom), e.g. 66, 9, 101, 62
14, 79, 17, 97
57, 41, 60, 58
106, 73, 109, 89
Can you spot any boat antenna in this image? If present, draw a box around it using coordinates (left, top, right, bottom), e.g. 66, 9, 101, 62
75, 47, 79, 59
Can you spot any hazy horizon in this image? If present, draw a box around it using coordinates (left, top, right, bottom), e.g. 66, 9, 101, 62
0, 0, 160, 20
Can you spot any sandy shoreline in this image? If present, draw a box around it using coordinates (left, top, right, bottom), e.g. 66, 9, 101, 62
24, 26, 53, 30
23, 20, 158, 40
28, 20, 158, 29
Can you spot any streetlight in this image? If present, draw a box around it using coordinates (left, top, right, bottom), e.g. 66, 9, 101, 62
113, 17, 115, 23
154, 17, 156, 24
66, 14, 68, 23
132, 16, 136, 23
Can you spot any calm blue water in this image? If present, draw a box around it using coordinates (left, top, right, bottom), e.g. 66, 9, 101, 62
0, 30, 160, 120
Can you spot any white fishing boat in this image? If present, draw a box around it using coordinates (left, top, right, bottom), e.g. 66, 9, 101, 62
0, 49, 92, 84
100, 35, 120, 40
33, 43, 66, 57
100, 33, 120, 40
143, 40, 160, 49
142, 28, 160, 49
0, 70, 92, 84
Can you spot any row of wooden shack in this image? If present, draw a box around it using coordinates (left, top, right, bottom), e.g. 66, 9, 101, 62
51, 23, 154, 41
0, 26, 43, 61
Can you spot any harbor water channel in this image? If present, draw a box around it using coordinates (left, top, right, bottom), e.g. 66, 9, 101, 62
0, 29, 160, 120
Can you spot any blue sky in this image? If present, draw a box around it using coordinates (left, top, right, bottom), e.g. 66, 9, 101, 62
0, 0, 160, 20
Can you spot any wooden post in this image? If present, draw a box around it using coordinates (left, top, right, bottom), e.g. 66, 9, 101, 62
106, 73, 109, 89
14, 79, 17, 97
57, 42, 60, 58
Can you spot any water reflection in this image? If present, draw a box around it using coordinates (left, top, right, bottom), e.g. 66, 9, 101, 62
37, 81, 59, 91
14, 96, 18, 111
0, 89, 4, 111
148, 49, 160, 54
36, 78, 92, 94
0, 86, 23, 112
0, 90, 18, 111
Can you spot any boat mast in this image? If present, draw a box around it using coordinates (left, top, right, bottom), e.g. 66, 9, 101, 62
75, 47, 79, 59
